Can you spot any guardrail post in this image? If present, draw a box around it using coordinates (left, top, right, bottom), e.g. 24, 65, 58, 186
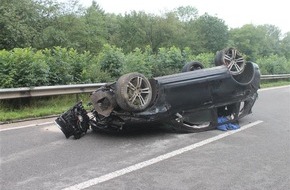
76, 94, 79, 102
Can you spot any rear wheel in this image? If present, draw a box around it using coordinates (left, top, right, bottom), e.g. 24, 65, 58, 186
116, 72, 152, 112
215, 48, 245, 75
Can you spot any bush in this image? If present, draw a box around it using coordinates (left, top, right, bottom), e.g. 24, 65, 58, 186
122, 47, 153, 77
83, 55, 113, 83
256, 54, 290, 74
1, 46, 289, 89
153, 46, 185, 76
99, 44, 125, 78
0, 48, 49, 88
0, 47, 112, 88
186, 52, 215, 68
43, 47, 101, 85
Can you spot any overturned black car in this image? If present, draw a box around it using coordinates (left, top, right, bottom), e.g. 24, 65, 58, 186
55, 48, 260, 139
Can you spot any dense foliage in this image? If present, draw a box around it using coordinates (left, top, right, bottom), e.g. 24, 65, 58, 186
0, 46, 216, 88
0, 0, 290, 88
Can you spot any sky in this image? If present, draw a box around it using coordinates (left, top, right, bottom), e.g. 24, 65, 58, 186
74, 0, 289, 34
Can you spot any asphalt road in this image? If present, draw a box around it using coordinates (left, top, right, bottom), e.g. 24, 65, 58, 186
1, 86, 290, 190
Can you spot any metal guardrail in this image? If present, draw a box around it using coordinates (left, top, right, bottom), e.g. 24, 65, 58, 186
260, 74, 290, 80
0, 74, 289, 100
0, 83, 106, 100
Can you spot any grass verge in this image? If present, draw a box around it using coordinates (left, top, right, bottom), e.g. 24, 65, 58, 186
260, 80, 290, 88
0, 94, 91, 123
1, 80, 289, 123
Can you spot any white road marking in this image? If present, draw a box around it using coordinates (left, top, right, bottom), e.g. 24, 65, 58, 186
62, 120, 263, 190
0, 122, 53, 132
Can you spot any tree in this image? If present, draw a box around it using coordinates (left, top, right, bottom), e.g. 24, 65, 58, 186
187, 14, 229, 54
229, 24, 283, 61
281, 32, 290, 59
0, 0, 42, 49
228, 24, 263, 61
154, 12, 186, 51
32, 0, 84, 49
257, 24, 281, 56
79, 1, 108, 53
110, 11, 149, 53
174, 6, 198, 22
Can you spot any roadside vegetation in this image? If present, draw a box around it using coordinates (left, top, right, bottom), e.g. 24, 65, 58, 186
0, 0, 290, 122
260, 80, 290, 88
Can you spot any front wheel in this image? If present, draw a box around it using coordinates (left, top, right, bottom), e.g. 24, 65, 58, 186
182, 61, 204, 72
116, 72, 153, 112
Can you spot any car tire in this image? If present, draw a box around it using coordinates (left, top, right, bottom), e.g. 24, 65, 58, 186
214, 48, 245, 75
116, 72, 152, 112
214, 50, 223, 66
181, 61, 204, 72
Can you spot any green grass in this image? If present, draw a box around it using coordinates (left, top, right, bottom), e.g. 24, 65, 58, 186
260, 80, 290, 88
1, 80, 290, 123
0, 94, 91, 123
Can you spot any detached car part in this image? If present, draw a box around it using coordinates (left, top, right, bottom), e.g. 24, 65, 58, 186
55, 48, 260, 139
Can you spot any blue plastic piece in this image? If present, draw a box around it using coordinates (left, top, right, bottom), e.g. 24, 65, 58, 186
217, 117, 240, 131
